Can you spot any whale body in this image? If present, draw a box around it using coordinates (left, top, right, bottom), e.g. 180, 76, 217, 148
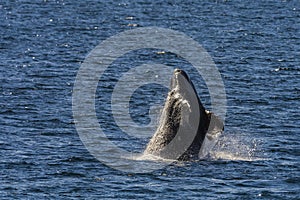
144, 69, 224, 161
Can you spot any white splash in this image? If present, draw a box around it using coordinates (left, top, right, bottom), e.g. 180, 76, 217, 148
207, 132, 265, 161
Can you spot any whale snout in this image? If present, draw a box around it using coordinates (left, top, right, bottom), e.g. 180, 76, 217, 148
174, 68, 182, 74
173, 68, 191, 83
171, 68, 197, 97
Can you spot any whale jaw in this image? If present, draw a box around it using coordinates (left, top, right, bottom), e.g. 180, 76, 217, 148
144, 69, 224, 161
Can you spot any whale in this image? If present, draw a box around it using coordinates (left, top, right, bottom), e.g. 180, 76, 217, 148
144, 69, 224, 161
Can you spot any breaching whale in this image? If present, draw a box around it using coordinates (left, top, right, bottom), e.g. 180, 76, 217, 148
144, 69, 224, 161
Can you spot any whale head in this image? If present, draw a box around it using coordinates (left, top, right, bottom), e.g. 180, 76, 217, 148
145, 69, 224, 160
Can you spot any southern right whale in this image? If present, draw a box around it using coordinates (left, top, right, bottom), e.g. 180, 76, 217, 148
144, 69, 224, 161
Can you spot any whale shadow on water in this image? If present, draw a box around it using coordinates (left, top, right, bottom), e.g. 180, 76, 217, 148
143, 69, 224, 161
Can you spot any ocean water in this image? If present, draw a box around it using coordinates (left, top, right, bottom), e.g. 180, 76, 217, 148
1, 0, 299, 199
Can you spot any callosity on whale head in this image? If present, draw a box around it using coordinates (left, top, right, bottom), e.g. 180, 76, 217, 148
144, 69, 224, 160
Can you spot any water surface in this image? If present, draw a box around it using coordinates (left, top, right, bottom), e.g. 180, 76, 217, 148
0, 0, 299, 199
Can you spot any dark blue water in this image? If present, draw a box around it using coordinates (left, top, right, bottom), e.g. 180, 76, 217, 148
1, 0, 299, 199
